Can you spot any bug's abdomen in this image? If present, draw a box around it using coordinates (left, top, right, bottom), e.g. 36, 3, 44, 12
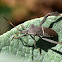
43, 27, 57, 37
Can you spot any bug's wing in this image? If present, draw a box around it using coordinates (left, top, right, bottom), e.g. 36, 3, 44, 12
43, 27, 57, 37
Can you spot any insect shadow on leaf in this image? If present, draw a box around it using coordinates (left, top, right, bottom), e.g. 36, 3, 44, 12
51, 49, 62, 55
3, 12, 62, 60
49, 16, 62, 28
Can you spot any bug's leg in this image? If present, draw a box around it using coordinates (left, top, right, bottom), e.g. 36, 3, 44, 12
19, 38, 33, 47
40, 12, 60, 26
30, 35, 37, 48
31, 36, 42, 54
14, 34, 27, 38
13, 34, 33, 47
3, 16, 22, 31
11, 32, 22, 41
42, 37, 62, 44
39, 48, 41, 54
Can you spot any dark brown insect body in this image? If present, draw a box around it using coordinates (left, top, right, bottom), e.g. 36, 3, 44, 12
3, 12, 62, 49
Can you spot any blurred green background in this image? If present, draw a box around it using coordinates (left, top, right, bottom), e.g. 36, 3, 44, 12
0, 0, 62, 35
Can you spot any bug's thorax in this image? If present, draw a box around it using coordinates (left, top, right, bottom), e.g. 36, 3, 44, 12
27, 24, 43, 35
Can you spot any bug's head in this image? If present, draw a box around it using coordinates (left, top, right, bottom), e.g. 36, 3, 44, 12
22, 30, 28, 34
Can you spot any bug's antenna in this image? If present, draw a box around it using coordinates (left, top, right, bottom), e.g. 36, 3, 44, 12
3, 16, 22, 31
3, 16, 15, 27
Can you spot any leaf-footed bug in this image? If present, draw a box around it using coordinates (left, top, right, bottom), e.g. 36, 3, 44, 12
3, 12, 62, 49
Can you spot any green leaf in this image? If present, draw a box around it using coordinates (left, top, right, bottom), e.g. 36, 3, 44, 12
0, 16, 62, 62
